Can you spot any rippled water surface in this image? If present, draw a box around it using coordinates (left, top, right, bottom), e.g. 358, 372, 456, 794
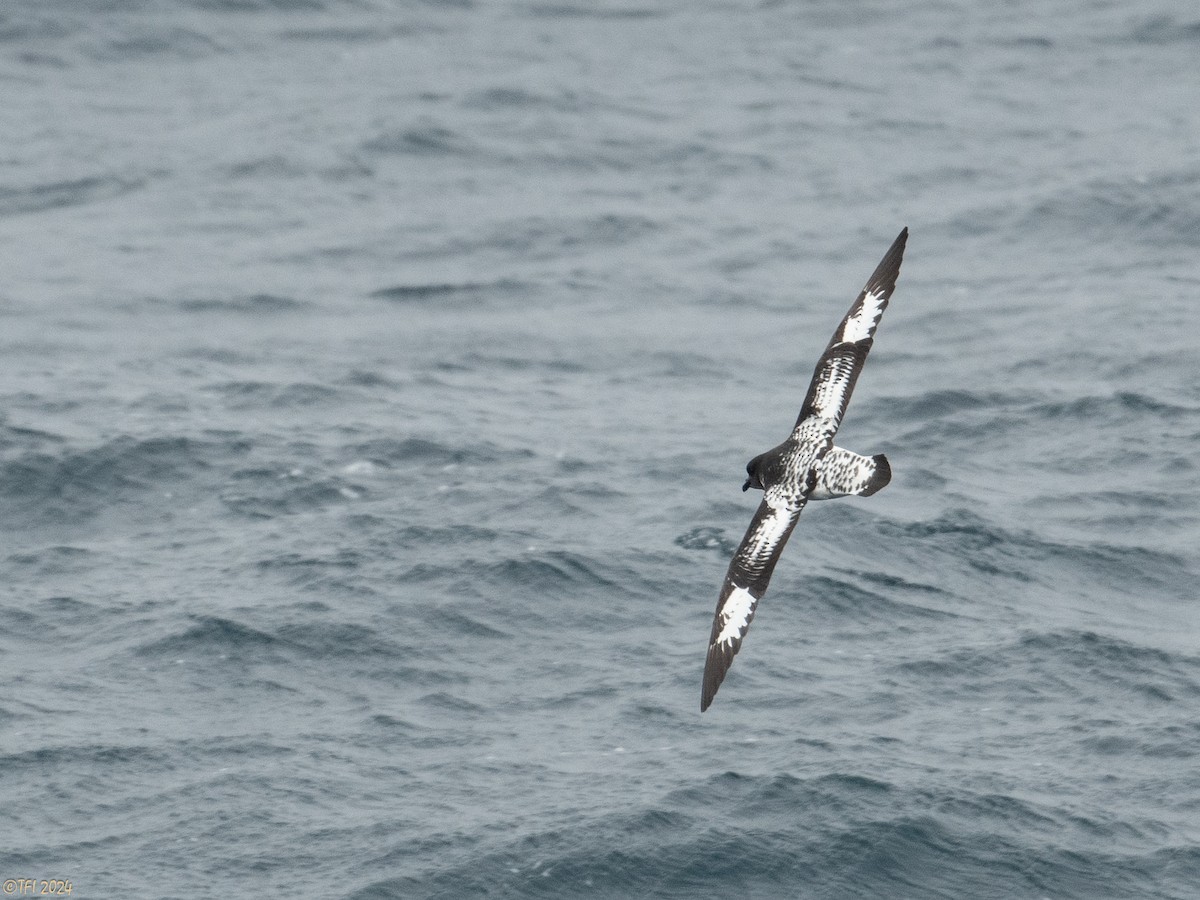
3, 1, 1200, 897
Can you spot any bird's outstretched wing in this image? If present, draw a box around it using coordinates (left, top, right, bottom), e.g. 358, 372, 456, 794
794, 227, 908, 432
701, 497, 804, 712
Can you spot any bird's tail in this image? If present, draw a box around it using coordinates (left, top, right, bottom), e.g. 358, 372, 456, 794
810, 449, 891, 501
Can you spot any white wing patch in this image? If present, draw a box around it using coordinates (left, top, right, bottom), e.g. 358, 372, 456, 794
840, 289, 887, 343
713, 586, 757, 648
797, 350, 863, 427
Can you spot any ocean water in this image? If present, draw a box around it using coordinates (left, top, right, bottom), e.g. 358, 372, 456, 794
2, 0, 1200, 897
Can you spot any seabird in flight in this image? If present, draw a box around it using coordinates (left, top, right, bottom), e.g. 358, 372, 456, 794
701, 228, 909, 712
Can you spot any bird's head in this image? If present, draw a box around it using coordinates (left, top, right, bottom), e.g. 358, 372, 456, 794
743, 454, 766, 492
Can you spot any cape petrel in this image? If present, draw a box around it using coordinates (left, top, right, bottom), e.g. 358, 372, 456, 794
701, 228, 908, 712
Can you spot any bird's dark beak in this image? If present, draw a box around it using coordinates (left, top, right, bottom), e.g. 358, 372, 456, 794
742, 479, 751, 492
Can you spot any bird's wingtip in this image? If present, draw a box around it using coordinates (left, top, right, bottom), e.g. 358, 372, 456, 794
863, 228, 908, 298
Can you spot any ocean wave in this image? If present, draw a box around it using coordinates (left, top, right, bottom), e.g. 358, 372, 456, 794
490, 483, 621, 520
369, 280, 523, 304
674, 525, 738, 555
278, 24, 399, 44
0, 742, 172, 772
801, 574, 960, 625
647, 350, 728, 379
345, 436, 532, 468
418, 691, 486, 714
4, 430, 395, 524
132, 614, 420, 665
874, 508, 1035, 583
209, 380, 346, 408
384, 523, 504, 550
488, 213, 661, 256
461, 86, 588, 113
435, 609, 511, 640
89, 24, 222, 60
278, 620, 413, 659
851, 569, 949, 597
137, 615, 282, 657
361, 120, 485, 158
1021, 630, 1200, 693
1023, 172, 1200, 248
0, 434, 230, 521
186, 0, 333, 13
353, 768, 1193, 900
220, 466, 364, 518
399, 549, 625, 595
877, 387, 1198, 440
525, 3, 663, 19
0, 173, 148, 216
879, 389, 1024, 422
1125, 14, 1200, 45
939, 169, 1200, 250
1031, 391, 1198, 421
876, 507, 1194, 595
894, 628, 1200, 706
431, 351, 586, 374
257, 547, 367, 575
218, 153, 308, 180
174, 293, 307, 313
0, 418, 65, 453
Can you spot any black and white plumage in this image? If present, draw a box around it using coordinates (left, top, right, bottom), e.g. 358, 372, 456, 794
701, 228, 908, 712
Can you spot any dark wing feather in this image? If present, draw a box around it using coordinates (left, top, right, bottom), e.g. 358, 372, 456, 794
701, 498, 804, 711
795, 227, 907, 429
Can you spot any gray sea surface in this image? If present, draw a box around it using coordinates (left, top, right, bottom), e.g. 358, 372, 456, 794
2, 1, 1199, 897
